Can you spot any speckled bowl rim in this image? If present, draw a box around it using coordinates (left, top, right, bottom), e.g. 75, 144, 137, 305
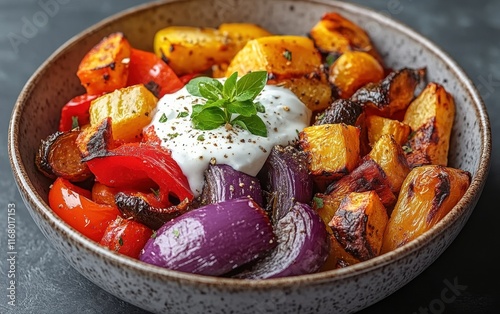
8, 0, 491, 292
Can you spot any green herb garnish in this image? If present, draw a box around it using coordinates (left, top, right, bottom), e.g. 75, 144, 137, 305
159, 113, 168, 123
151, 230, 157, 239
71, 116, 79, 129
186, 71, 268, 137
173, 229, 180, 238
283, 49, 292, 61
313, 196, 324, 209
197, 134, 205, 141
118, 237, 124, 246
402, 145, 413, 153
150, 188, 160, 198
177, 111, 189, 118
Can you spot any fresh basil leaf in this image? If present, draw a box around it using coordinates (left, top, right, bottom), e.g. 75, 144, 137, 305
232, 115, 268, 137
191, 104, 204, 118
254, 101, 265, 113
191, 107, 226, 130
186, 77, 214, 97
199, 80, 223, 101
227, 100, 257, 117
223, 72, 238, 100
234, 71, 267, 102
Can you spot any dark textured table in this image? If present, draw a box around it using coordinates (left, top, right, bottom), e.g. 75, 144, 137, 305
1, 0, 499, 313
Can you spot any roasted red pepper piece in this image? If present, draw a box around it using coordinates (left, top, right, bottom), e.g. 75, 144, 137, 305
48, 177, 121, 242
58, 93, 102, 132
126, 48, 184, 98
84, 143, 193, 207
99, 216, 153, 259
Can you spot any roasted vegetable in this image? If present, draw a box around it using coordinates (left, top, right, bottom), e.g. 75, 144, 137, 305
299, 124, 360, 189
77, 32, 131, 95
314, 99, 363, 126
258, 145, 313, 221
114, 193, 189, 230
403, 82, 455, 167
48, 177, 120, 242
200, 164, 263, 206
381, 165, 471, 253
84, 142, 193, 208
351, 67, 426, 117
99, 215, 153, 259
58, 93, 103, 132
234, 202, 329, 279
89, 84, 158, 142
36, 130, 92, 182
368, 134, 410, 194
328, 51, 384, 99
154, 24, 271, 75
76, 117, 116, 159
309, 12, 383, 65
225, 35, 332, 112
314, 159, 396, 226
329, 191, 388, 261
139, 198, 276, 276
366, 115, 411, 147
320, 234, 361, 270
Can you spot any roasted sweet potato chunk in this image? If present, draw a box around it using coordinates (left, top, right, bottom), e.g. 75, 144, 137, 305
368, 135, 410, 194
314, 99, 363, 126
77, 32, 131, 95
351, 68, 426, 118
381, 165, 471, 253
329, 191, 388, 261
313, 159, 396, 226
403, 82, 455, 167
299, 124, 360, 187
36, 131, 92, 182
154, 24, 271, 75
226, 36, 332, 111
366, 115, 411, 147
309, 12, 383, 64
89, 84, 158, 142
319, 234, 361, 271
329, 51, 385, 99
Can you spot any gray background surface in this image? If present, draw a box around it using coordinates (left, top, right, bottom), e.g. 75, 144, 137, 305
1, 0, 499, 313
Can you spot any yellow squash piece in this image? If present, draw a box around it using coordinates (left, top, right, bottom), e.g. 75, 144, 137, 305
366, 115, 411, 147
299, 123, 360, 184
226, 35, 332, 112
329, 191, 388, 261
89, 84, 158, 142
154, 24, 271, 75
403, 82, 455, 167
381, 165, 471, 253
77, 32, 131, 95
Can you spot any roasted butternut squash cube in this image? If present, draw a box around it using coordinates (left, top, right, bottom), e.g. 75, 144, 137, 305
299, 124, 360, 184
368, 135, 410, 194
89, 84, 158, 142
309, 12, 383, 64
226, 35, 332, 111
314, 99, 363, 126
154, 24, 271, 75
319, 234, 361, 271
313, 159, 396, 226
352, 68, 426, 118
329, 191, 388, 261
366, 115, 411, 147
77, 32, 131, 95
329, 51, 385, 99
403, 82, 455, 167
381, 165, 471, 253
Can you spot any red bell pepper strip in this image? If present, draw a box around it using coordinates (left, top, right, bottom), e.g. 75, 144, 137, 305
58, 93, 102, 132
48, 177, 121, 242
126, 48, 184, 98
85, 143, 193, 207
99, 216, 153, 259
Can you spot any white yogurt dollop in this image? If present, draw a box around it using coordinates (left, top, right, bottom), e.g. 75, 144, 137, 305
147, 81, 311, 196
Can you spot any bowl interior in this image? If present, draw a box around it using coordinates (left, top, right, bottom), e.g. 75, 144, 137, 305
8, 0, 491, 312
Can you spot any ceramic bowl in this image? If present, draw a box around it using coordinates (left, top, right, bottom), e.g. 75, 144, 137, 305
8, 0, 491, 313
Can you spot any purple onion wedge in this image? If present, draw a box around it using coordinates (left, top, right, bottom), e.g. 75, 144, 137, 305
258, 145, 313, 221
200, 164, 263, 206
234, 202, 329, 279
139, 198, 276, 276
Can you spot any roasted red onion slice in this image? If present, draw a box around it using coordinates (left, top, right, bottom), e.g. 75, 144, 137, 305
234, 202, 329, 279
139, 198, 276, 276
200, 164, 263, 206
259, 145, 313, 221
